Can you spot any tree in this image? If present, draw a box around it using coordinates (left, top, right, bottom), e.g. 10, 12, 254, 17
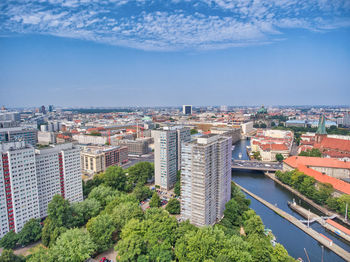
165, 198, 180, 214
243, 213, 265, 236
0, 249, 25, 262
299, 148, 322, 157
0, 231, 18, 249
272, 243, 294, 262
127, 162, 154, 185
41, 218, 67, 247
111, 202, 144, 232
104, 193, 138, 214
71, 198, 101, 226
26, 246, 53, 262
50, 228, 96, 262
316, 183, 334, 204
275, 153, 284, 162
246, 233, 273, 262
103, 166, 127, 191
17, 218, 42, 246
83, 175, 103, 197
88, 184, 118, 207
175, 227, 251, 262
149, 192, 161, 208
190, 129, 198, 135
47, 194, 73, 228
252, 151, 261, 161
132, 183, 152, 201
174, 171, 181, 196
86, 213, 116, 252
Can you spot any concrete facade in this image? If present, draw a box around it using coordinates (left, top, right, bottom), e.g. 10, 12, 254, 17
180, 134, 232, 227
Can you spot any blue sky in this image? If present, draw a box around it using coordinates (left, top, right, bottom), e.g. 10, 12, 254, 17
0, 0, 350, 107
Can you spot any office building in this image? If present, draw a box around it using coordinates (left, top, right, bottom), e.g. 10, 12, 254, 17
0, 112, 20, 122
180, 134, 232, 227
116, 139, 149, 156
0, 127, 38, 146
152, 126, 190, 190
81, 145, 128, 175
183, 105, 192, 115
0, 142, 83, 239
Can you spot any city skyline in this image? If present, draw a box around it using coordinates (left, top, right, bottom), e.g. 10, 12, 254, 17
1, 0, 350, 106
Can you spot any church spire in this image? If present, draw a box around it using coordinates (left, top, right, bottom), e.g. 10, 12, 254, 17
316, 114, 327, 135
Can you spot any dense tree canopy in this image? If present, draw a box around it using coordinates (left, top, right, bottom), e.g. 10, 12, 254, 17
127, 162, 154, 185
0, 231, 18, 249
50, 228, 96, 262
17, 219, 42, 246
165, 198, 180, 214
86, 213, 116, 252
0, 249, 25, 262
103, 166, 127, 191
149, 192, 161, 208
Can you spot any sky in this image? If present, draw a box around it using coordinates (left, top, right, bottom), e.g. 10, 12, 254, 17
0, 0, 350, 107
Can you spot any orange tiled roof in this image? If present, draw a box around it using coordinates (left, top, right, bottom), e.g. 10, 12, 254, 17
314, 137, 350, 152
296, 164, 350, 195
284, 156, 350, 169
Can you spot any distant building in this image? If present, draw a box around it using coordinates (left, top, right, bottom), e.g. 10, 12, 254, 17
116, 138, 149, 156
250, 129, 293, 161
182, 105, 192, 115
241, 121, 254, 136
152, 126, 191, 190
220, 105, 228, 112
286, 120, 307, 128
181, 134, 232, 227
72, 134, 108, 145
0, 142, 83, 239
40, 105, 46, 114
298, 115, 350, 160
38, 131, 56, 145
0, 112, 20, 122
48, 105, 54, 112
210, 127, 241, 144
81, 145, 128, 175
0, 126, 38, 146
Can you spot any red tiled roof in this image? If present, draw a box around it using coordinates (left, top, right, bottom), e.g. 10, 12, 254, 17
296, 164, 350, 195
314, 137, 350, 152
326, 219, 350, 236
284, 156, 350, 169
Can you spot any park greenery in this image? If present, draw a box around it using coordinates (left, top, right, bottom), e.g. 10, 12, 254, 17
252, 151, 262, 160
190, 129, 198, 135
298, 148, 322, 157
275, 153, 284, 162
276, 170, 350, 219
1, 161, 295, 262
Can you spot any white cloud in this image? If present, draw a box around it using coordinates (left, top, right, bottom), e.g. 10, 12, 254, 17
0, 0, 349, 51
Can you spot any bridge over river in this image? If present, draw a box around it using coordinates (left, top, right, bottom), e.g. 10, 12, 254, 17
232, 160, 282, 172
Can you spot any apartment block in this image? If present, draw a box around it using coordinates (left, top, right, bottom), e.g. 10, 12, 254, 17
0, 142, 40, 238
181, 134, 232, 227
152, 126, 191, 190
0, 142, 83, 239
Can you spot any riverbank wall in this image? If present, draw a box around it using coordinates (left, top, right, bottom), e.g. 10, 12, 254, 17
235, 183, 350, 262
265, 172, 350, 227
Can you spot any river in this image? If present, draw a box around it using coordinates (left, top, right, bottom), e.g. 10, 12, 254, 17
231, 139, 350, 262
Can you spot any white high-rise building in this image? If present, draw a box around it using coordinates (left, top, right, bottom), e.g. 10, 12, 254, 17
0, 142, 83, 239
152, 126, 191, 190
0, 142, 40, 238
35, 143, 83, 218
181, 134, 232, 227
182, 105, 192, 115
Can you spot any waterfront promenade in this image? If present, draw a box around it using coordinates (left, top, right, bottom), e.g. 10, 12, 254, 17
235, 183, 350, 262
265, 172, 350, 227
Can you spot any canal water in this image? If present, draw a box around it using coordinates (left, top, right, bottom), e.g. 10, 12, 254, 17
232, 139, 350, 262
